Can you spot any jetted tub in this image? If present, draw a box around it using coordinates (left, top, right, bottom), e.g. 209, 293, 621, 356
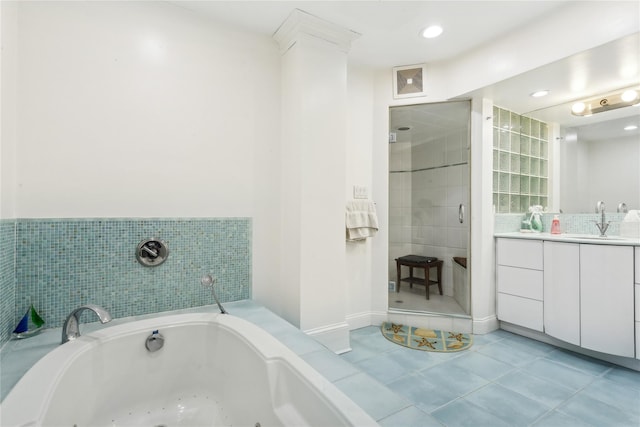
0, 312, 377, 427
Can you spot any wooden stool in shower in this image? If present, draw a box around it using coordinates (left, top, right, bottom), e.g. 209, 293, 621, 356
395, 255, 443, 299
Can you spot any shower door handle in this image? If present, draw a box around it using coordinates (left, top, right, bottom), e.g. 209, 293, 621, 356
459, 204, 465, 224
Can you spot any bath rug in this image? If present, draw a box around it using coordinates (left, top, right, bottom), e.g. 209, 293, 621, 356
380, 322, 472, 352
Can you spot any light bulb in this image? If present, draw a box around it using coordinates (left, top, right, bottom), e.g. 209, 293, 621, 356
571, 102, 586, 114
621, 90, 638, 102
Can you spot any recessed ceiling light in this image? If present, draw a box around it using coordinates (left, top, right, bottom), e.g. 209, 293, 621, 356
530, 90, 549, 98
422, 25, 443, 39
624, 125, 638, 131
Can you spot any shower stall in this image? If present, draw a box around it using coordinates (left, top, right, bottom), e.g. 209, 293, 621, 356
388, 100, 471, 316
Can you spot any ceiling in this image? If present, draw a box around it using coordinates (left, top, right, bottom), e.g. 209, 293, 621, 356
174, 1, 639, 137
174, 1, 566, 68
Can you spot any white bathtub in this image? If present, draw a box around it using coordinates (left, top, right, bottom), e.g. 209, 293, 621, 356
0, 313, 377, 427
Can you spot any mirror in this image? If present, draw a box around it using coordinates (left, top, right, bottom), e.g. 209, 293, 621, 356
463, 32, 640, 213
523, 94, 640, 213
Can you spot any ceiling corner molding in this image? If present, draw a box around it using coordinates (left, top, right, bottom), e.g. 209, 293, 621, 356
273, 8, 361, 54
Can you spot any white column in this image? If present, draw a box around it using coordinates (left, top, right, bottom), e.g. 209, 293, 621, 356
274, 10, 359, 353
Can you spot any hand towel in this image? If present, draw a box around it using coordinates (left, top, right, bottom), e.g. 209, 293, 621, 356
346, 200, 379, 241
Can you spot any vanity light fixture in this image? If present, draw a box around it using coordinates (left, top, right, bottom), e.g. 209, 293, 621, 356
530, 90, 549, 98
571, 87, 640, 116
422, 25, 443, 39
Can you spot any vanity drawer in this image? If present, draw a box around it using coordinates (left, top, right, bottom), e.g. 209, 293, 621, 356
497, 293, 543, 331
497, 265, 543, 300
497, 238, 543, 270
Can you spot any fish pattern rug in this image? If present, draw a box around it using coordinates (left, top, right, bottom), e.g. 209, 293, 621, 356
381, 322, 472, 352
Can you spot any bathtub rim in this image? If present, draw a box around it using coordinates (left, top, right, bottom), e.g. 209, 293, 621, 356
1, 312, 377, 427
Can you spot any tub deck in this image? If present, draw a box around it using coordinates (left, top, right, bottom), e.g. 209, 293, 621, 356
0, 301, 379, 426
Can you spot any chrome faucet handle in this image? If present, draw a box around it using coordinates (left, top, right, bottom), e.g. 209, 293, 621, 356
617, 202, 628, 213
62, 304, 112, 344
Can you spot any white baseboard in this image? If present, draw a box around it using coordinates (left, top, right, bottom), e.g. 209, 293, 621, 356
345, 310, 387, 330
472, 314, 499, 334
304, 321, 351, 354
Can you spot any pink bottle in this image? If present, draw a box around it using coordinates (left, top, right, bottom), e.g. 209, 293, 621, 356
550, 215, 561, 234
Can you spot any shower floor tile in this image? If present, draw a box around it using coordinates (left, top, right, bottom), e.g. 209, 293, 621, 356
388, 288, 467, 315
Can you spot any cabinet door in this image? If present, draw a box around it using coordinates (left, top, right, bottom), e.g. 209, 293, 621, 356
580, 244, 634, 358
544, 242, 580, 345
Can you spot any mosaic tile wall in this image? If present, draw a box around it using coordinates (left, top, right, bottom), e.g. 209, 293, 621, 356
0, 220, 16, 346
495, 212, 627, 235
1, 218, 250, 346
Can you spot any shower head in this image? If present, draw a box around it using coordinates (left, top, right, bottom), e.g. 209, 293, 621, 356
200, 274, 228, 314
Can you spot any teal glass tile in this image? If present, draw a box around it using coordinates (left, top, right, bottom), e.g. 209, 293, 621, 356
0, 220, 17, 346
13, 218, 251, 330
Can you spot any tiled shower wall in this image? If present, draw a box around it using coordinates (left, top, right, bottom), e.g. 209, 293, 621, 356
0, 218, 251, 347
389, 128, 469, 296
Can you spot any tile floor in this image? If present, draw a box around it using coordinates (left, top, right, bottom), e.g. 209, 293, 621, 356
326, 326, 640, 427
3, 302, 639, 427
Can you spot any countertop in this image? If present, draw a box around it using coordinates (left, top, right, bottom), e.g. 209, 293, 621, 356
495, 231, 640, 246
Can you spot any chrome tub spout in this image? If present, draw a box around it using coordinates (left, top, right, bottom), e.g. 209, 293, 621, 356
62, 304, 112, 344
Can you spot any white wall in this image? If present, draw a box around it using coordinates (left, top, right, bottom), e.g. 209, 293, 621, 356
8, 1, 283, 312
0, 2, 18, 219
345, 63, 376, 329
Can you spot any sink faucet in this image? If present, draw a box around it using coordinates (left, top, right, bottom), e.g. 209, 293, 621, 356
594, 201, 610, 237
62, 304, 112, 344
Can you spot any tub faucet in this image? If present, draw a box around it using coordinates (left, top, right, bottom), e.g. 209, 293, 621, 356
594, 201, 610, 237
62, 304, 112, 344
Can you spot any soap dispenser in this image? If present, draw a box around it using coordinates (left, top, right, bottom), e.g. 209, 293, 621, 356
550, 215, 561, 234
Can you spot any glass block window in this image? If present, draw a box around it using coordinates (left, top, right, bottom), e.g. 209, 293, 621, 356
493, 106, 549, 213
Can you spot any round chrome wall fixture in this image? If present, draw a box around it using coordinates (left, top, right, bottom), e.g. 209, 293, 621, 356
136, 238, 169, 267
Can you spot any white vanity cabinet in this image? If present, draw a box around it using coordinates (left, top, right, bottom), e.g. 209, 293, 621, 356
580, 244, 635, 358
496, 239, 543, 331
543, 241, 580, 345
496, 236, 637, 361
